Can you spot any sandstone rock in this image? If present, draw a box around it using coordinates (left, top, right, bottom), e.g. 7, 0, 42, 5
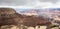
0, 8, 16, 15
0, 8, 20, 26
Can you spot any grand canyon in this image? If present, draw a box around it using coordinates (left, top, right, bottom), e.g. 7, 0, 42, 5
0, 8, 60, 29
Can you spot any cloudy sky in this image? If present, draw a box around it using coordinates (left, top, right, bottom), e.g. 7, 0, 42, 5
0, 0, 60, 8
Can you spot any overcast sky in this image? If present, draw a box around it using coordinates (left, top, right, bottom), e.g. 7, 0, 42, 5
0, 0, 60, 8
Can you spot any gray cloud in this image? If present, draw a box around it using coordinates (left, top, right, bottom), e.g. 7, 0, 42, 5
39, 0, 59, 3
0, 0, 28, 6
0, 0, 60, 8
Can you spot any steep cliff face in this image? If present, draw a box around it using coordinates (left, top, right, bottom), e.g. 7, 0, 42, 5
0, 8, 20, 25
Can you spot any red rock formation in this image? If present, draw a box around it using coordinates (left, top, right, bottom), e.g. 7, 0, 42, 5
0, 8, 20, 26
0, 8, 51, 29
21, 16, 51, 28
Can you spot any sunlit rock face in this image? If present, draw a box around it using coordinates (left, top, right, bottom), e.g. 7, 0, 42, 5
0, 8, 16, 14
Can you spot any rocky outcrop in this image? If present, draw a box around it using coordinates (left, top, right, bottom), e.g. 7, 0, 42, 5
0, 8, 16, 15
0, 8, 51, 28
0, 8, 21, 26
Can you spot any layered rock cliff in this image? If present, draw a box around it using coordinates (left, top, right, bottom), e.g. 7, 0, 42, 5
0, 8, 51, 27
